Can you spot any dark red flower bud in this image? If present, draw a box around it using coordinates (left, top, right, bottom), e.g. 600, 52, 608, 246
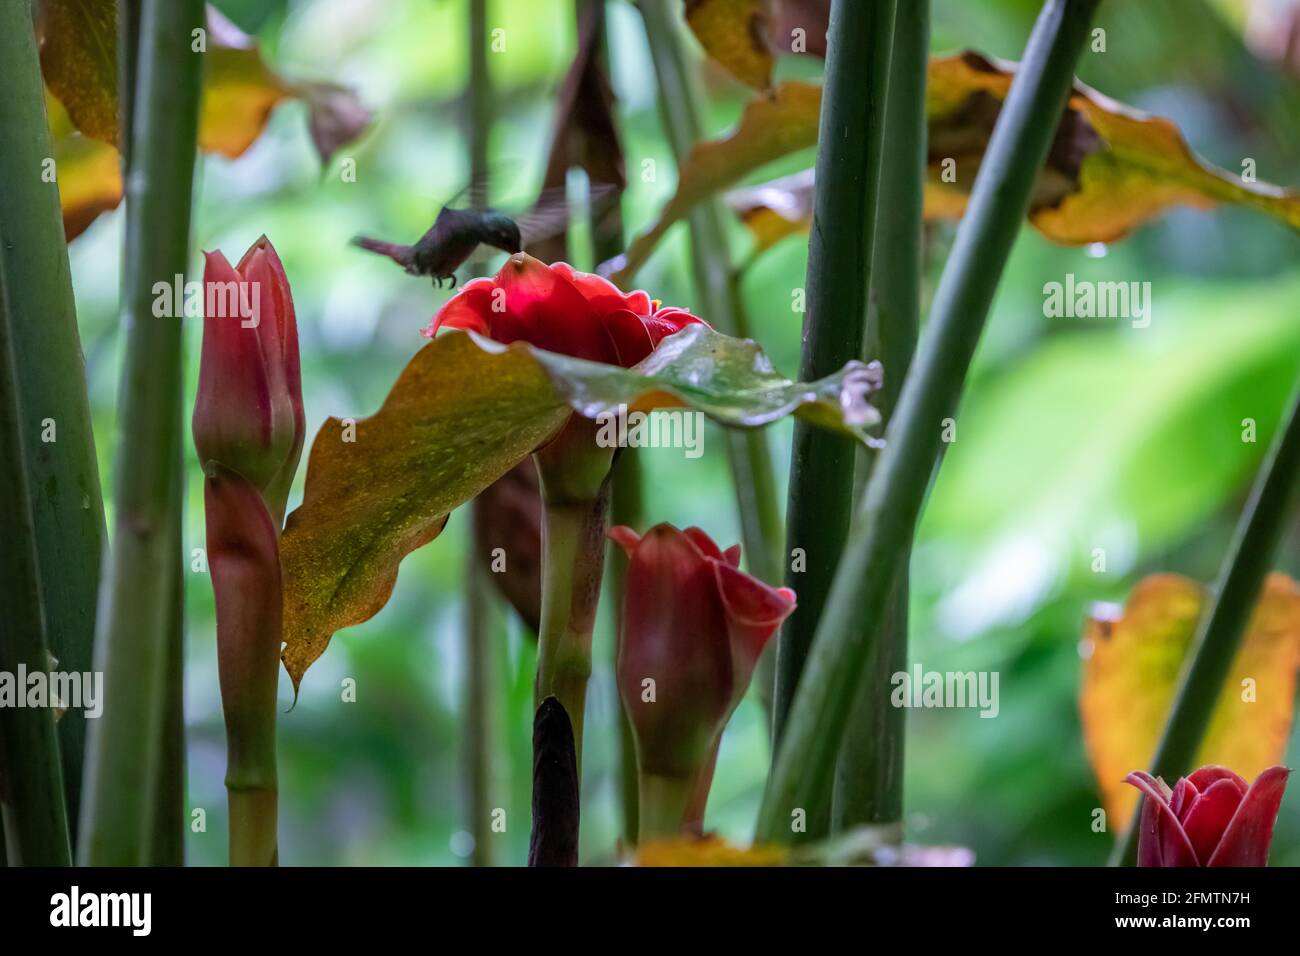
423, 253, 706, 367
611, 523, 795, 781
194, 236, 305, 523
1125, 765, 1290, 866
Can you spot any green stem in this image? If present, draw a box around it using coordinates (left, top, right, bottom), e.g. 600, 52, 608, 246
756, 0, 1101, 845
774, 0, 898, 786
0, 0, 108, 845
0, 256, 73, 867
832, 0, 929, 833
532, 420, 614, 767
635, 0, 784, 589
609, 448, 643, 846
1112, 381, 1300, 865
638, 773, 697, 843
78, 0, 204, 865
460, 0, 497, 870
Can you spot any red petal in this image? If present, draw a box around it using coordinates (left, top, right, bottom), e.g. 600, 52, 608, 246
601, 309, 655, 367
1181, 779, 1245, 866
607, 525, 642, 557
644, 307, 708, 346
722, 544, 742, 568
550, 262, 653, 316
422, 277, 495, 338
1125, 771, 1198, 866
194, 250, 274, 468
1206, 766, 1291, 867
1169, 777, 1198, 820
713, 560, 796, 677
682, 526, 726, 562
496, 254, 615, 362
1187, 765, 1248, 796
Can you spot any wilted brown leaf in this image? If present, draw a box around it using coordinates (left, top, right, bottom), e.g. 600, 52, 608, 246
1079, 572, 1300, 827
47, 95, 122, 241
41, 2, 370, 236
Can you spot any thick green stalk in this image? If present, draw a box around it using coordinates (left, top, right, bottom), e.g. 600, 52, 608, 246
1113, 382, 1300, 865
638, 773, 697, 843
832, 0, 929, 833
635, 0, 783, 587
774, 0, 898, 777
461, 0, 496, 869
79, 0, 204, 865
757, 0, 1101, 845
0, 256, 73, 867
0, 0, 108, 842
118, 0, 185, 867
532, 419, 615, 766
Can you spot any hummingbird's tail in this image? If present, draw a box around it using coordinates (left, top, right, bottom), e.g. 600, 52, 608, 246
351, 235, 412, 265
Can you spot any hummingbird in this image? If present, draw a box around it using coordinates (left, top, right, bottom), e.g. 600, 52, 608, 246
351, 183, 616, 288
352, 206, 523, 289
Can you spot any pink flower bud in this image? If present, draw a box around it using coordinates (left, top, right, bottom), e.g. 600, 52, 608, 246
1125, 765, 1291, 866
610, 524, 795, 781
193, 236, 304, 523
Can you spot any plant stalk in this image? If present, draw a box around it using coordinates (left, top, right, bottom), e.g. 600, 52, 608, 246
773, 0, 898, 784
532, 419, 615, 766
0, 257, 73, 867
635, 0, 784, 588
756, 0, 1101, 845
1112, 381, 1300, 864
461, 0, 497, 870
832, 0, 929, 833
0, 0, 108, 844
78, 0, 204, 865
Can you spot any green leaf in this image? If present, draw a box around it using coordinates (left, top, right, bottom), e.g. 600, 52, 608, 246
280, 327, 879, 691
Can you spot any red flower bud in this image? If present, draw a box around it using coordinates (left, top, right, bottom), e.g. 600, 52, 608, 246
610, 524, 795, 780
194, 235, 305, 523
423, 253, 706, 367
1125, 765, 1290, 866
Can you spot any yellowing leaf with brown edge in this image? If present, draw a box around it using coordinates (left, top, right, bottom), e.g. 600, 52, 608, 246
39, 0, 119, 146
1079, 572, 1300, 827
279, 334, 571, 693
281, 325, 880, 691
616, 51, 1300, 282
611, 80, 820, 284
47, 94, 122, 241
685, 0, 776, 89
636, 835, 788, 866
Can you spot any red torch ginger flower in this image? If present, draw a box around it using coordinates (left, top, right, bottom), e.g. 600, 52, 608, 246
194, 235, 305, 523
1125, 765, 1290, 866
610, 524, 796, 780
423, 253, 706, 367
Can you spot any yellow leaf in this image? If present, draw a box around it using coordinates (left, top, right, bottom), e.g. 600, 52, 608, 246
279, 333, 572, 693
1079, 572, 1300, 826
47, 95, 122, 241
39, 0, 119, 147
636, 834, 788, 866
617, 52, 1300, 281
685, 0, 775, 89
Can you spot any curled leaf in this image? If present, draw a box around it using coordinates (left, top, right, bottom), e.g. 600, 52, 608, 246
280, 327, 879, 689
616, 52, 1300, 282
1079, 572, 1300, 826
684, 0, 829, 89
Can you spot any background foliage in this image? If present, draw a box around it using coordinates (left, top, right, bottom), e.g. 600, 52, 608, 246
64, 0, 1300, 864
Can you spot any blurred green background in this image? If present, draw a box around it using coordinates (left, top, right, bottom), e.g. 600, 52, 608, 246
67, 0, 1300, 865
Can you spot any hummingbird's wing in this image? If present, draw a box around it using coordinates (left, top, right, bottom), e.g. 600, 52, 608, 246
512, 182, 619, 246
